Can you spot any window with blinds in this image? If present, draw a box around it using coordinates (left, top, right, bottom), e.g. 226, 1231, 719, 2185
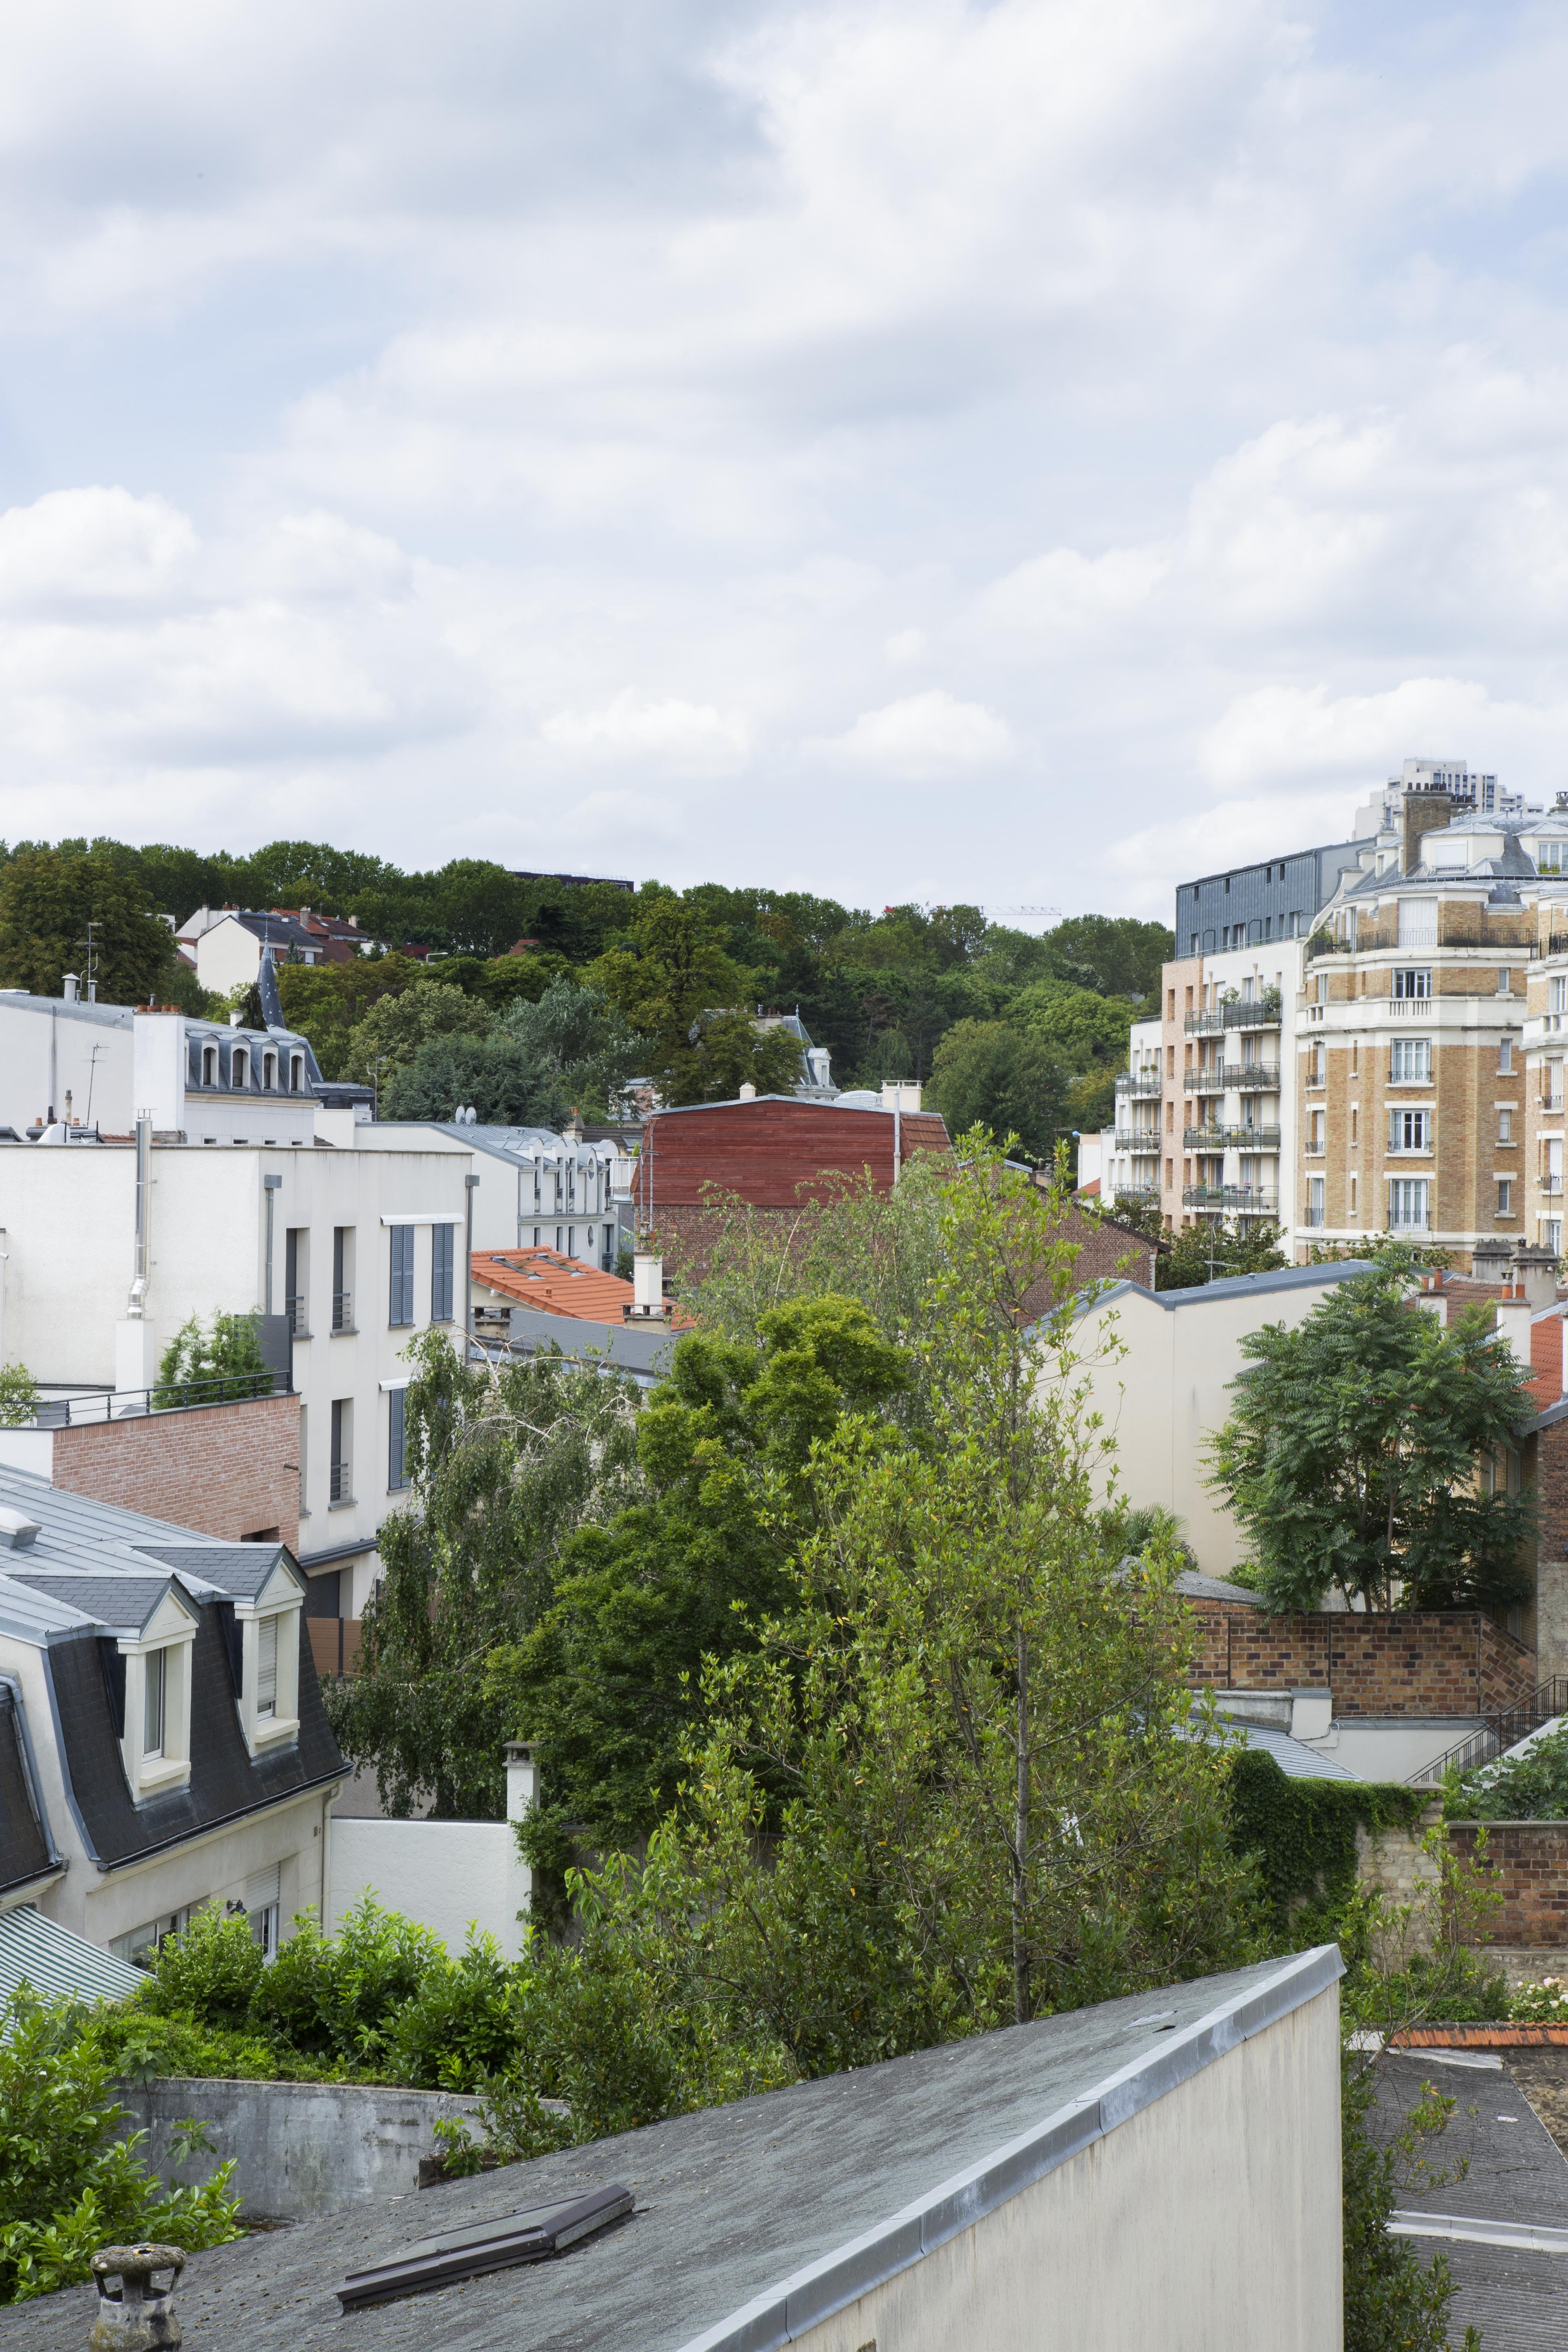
388, 1387, 408, 1492
389, 1225, 415, 1326
431, 1223, 454, 1323
143, 1647, 166, 1758
256, 1615, 279, 1719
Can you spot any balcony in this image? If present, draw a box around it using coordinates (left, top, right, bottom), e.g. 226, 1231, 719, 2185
1113, 1131, 1161, 1152
1111, 1185, 1161, 1209
1182, 1062, 1280, 1092
1542, 1177, 1565, 1198
1182, 1184, 1279, 1215
1542, 1096, 1566, 1116
1183, 1126, 1282, 1152
1116, 1071, 1163, 1098
1183, 994, 1283, 1036
31, 1370, 287, 1426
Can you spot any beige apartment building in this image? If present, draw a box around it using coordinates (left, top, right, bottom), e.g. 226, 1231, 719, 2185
1299, 794, 1568, 1265
1523, 900, 1568, 1256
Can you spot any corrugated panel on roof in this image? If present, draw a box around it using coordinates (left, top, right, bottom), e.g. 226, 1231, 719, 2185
0, 1906, 143, 2007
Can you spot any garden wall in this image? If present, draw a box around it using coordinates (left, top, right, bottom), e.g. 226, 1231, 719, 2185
1446, 1821, 1568, 1951
1187, 1603, 1536, 1717
115, 2077, 480, 2221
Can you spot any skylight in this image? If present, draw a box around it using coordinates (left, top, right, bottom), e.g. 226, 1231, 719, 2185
336, 2185, 633, 2310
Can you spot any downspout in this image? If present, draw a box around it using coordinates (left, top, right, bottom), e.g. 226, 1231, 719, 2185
263, 1173, 282, 1314
465, 1174, 479, 1348
127, 1113, 151, 1320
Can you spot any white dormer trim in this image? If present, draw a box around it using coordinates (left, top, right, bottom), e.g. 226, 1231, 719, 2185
118, 1585, 199, 1802
233, 1563, 303, 1755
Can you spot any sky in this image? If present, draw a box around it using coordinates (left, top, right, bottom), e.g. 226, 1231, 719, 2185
2, 1, 1568, 924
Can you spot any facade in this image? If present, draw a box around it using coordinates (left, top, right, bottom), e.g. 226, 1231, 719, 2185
178, 906, 369, 997
347, 1118, 638, 1272
1174, 835, 1373, 959
0, 1470, 343, 1959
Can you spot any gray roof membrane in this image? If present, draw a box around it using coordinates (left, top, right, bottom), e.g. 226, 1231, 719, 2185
132, 1544, 300, 1601
6, 1575, 190, 1637
1080, 1260, 1380, 1319
0, 1470, 293, 1630
0, 1947, 1341, 2352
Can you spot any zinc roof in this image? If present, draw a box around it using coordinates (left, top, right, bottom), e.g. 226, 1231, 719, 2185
0, 1905, 143, 2008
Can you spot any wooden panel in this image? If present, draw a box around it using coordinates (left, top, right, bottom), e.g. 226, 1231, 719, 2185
635, 1100, 952, 1210
308, 1617, 363, 1679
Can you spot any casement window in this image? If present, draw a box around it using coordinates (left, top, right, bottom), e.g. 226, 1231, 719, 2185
1539, 842, 1568, 874
1390, 1038, 1431, 1083
430, 1223, 454, 1323
232, 1047, 249, 1089
1389, 1108, 1431, 1153
256, 1615, 279, 1720
290, 1052, 305, 1091
262, 1049, 277, 1090
330, 1398, 353, 1503
1546, 1140, 1564, 1197
1391, 968, 1432, 1000
1552, 978, 1568, 1015
143, 1646, 167, 1758
202, 1044, 218, 1086
1545, 1217, 1564, 1254
1497, 1180, 1514, 1216
389, 1224, 415, 1326
1307, 1111, 1325, 1154
1499, 1109, 1513, 1143
1305, 1177, 1325, 1228
1388, 1178, 1430, 1231
332, 1227, 353, 1330
1500, 1039, 1514, 1074
388, 1387, 408, 1491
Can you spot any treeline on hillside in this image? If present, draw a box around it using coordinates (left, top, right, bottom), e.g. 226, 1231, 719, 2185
0, 837, 1170, 1153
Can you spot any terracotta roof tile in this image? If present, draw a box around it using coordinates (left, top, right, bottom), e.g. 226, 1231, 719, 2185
471, 1248, 696, 1331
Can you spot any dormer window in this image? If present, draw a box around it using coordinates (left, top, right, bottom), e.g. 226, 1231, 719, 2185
256, 1615, 278, 1719
118, 1586, 198, 1802
262, 1050, 277, 1091
236, 1560, 305, 1753
144, 1646, 167, 1757
202, 1045, 218, 1087
290, 1052, 304, 1091
232, 1047, 249, 1089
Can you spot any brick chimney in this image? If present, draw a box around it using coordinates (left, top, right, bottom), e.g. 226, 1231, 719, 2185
1401, 789, 1454, 875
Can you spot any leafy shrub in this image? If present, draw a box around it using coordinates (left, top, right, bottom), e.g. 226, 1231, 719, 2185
251, 1898, 445, 2068
1509, 1976, 1568, 2024
380, 1933, 519, 2091
0, 1363, 39, 1428
138, 1903, 265, 2029
0, 1989, 241, 2305
1446, 1719, 1568, 1821
154, 1308, 272, 1406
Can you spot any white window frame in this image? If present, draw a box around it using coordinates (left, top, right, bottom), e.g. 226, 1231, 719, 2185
232, 1046, 249, 1090
119, 1590, 198, 1801
1390, 1038, 1431, 1084
236, 1584, 303, 1755
1388, 1178, 1430, 1232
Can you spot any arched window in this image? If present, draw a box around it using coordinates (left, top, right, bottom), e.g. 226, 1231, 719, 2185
290, 1053, 304, 1091
232, 1049, 249, 1089
202, 1045, 217, 1087
262, 1051, 277, 1091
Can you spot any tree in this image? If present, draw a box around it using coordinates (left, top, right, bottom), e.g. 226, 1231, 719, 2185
323, 1332, 643, 1818
1156, 1220, 1286, 1292
487, 1299, 911, 1906
499, 978, 647, 1115
589, 899, 802, 1103
1207, 1254, 1537, 1611
1034, 913, 1172, 1004
379, 1033, 570, 1127
569, 1143, 1258, 2067
154, 1310, 272, 1405
0, 847, 178, 1003
925, 1020, 1068, 1164
343, 980, 492, 1083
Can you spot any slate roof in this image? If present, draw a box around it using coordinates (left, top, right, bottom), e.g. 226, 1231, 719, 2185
0, 1947, 1341, 2352
132, 1544, 301, 1601
1222, 1721, 1359, 1781
0, 1680, 55, 1895
9, 1576, 193, 1637
1175, 1570, 1264, 1606
1078, 1260, 1381, 1319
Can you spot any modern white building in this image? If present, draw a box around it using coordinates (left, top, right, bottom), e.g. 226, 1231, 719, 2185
1101, 1016, 1162, 1217
350, 1119, 637, 1272
177, 906, 370, 998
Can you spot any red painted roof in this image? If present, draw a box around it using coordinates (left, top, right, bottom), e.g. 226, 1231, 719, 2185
634, 1096, 952, 1211
471, 1247, 696, 1330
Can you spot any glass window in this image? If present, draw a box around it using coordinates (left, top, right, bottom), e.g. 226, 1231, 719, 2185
1305, 1176, 1325, 1228
1500, 1039, 1514, 1074
1389, 1178, 1430, 1231
1390, 1039, 1431, 1082
389, 1225, 415, 1326
388, 1387, 408, 1491
1392, 968, 1432, 999
430, 1223, 454, 1323
1390, 1108, 1430, 1152
1551, 977, 1568, 1015
256, 1616, 278, 1719
143, 1648, 166, 1758
1498, 1180, 1513, 1214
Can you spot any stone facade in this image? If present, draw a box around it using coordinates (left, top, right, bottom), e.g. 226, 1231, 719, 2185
1185, 1602, 1536, 1717
49, 1393, 300, 1546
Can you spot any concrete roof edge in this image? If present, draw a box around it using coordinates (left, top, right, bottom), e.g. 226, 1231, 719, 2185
1075, 1261, 1381, 1318
672, 1945, 1344, 2352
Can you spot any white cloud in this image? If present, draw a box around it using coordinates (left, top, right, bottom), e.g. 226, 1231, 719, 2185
540, 692, 750, 768
819, 690, 1013, 778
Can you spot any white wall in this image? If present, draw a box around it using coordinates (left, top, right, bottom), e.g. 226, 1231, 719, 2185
1073, 1267, 1365, 1575
194, 919, 264, 998
326, 1818, 531, 1960
0, 997, 137, 1135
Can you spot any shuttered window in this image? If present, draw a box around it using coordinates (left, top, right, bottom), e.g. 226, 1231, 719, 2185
389, 1225, 415, 1326
256, 1616, 278, 1719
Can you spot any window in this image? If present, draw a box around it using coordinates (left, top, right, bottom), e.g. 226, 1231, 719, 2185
1349, 1176, 1358, 1217
256, 1615, 278, 1719
431, 1223, 454, 1322
1500, 1039, 1514, 1074
1546, 1139, 1564, 1196
1308, 1045, 1325, 1086
389, 1225, 415, 1326
1389, 1178, 1430, 1231
232, 1047, 249, 1089
245, 1866, 281, 1961
1306, 1176, 1325, 1228
388, 1388, 408, 1491
330, 1399, 352, 1503
1350, 1106, 1357, 1145
1499, 1109, 1513, 1143
263, 1050, 277, 1089
1392, 969, 1432, 1000
1497, 1180, 1514, 1216
143, 1647, 166, 1758
1390, 1108, 1431, 1152
1307, 1110, 1325, 1154
1397, 899, 1438, 949
285, 1228, 305, 1335
1546, 1217, 1563, 1254
202, 1044, 217, 1086
332, 1227, 352, 1330
1390, 1038, 1431, 1083
1498, 969, 1512, 998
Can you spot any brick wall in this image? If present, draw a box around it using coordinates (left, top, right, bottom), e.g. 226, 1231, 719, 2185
1186, 1602, 1536, 1716
50, 1393, 300, 1546
1447, 1822, 1568, 1949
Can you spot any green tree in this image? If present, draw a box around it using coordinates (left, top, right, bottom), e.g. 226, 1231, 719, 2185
1156, 1220, 1286, 1292
0, 847, 178, 1004
925, 1018, 1068, 1163
499, 978, 646, 1116
1035, 913, 1172, 1003
1207, 1254, 1537, 1611
323, 1331, 643, 1818
154, 1310, 272, 1406
487, 1299, 910, 1905
379, 1033, 570, 1127
589, 899, 802, 1103
1010, 976, 1138, 1073
0, 1989, 241, 2304
343, 979, 492, 1084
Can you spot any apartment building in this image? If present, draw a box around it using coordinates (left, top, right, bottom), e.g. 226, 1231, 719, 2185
1103, 1017, 1162, 1214
1520, 871, 1568, 1257
1296, 796, 1555, 1263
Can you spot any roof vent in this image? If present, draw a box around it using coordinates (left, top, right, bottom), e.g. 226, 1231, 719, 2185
0, 1506, 42, 1549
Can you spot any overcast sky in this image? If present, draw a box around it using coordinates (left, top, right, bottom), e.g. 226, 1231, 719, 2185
1, 1, 1566, 922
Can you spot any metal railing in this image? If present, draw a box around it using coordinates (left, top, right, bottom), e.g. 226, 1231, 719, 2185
331, 1290, 352, 1332
1182, 1184, 1279, 1214
1541, 1177, 1564, 1197
1184, 1062, 1280, 1092
329, 1461, 353, 1503
1113, 1131, 1161, 1152
1183, 998, 1283, 1035
1110, 1184, 1161, 1209
1407, 1679, 1568, 1789
1115, 1072, 1163, 1097
31, 1370, 283, 1426
1183, 1126, 1282, 1152
285, 1294, 307, 1336
1541, 1094, 1566, 1115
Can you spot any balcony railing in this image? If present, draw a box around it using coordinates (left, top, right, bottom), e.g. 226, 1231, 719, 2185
329, 1460, 353, 1503
1183, 1062, 1279, 1092
1182, 1184, 1279, 1214
1113, 1132, 1161, 1152
1541, 1094, 1566, 1115
1115, 1072, 1163, 1097
1183, 1126, 1282, 1152
1110, 1185, 1161, 1209
31, 1370, 285, 1425
1183, 996, 1283, 1036
285, 1293, 307, 1336
332, 1290, 352, 1332
1541, 1177, 1564, 1197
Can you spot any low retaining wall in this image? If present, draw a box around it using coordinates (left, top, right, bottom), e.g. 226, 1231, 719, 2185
1188, 1605, 1535, 1717
114, 2076, 480, 2221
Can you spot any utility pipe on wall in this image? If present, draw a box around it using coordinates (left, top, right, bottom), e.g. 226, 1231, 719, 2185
127, 1113, 151, 1318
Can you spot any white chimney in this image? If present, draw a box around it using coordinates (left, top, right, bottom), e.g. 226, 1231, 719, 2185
61, 973, 79, 1004
627, 1251, 670, 1321
738, 1081, 756, 1100
880, 1079, 922, 1112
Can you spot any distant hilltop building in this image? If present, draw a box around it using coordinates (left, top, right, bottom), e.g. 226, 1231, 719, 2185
1352, 755, 1539, 837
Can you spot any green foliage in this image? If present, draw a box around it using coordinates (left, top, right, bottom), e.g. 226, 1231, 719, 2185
1509, 1975, 1568, 2021
138, 1901, 265, 2028
0, 1363, 39, 1428
1445, 1717, 1568, 1820
1207, 1251, 1537, 1610
0, 846, 181, 1006
589, 897, 802, 1103
498, 977, 644, 1116
1340, 2052, 1477, 2352
379, 1032, 570, 1127
154, 1308, 272, 1405
1227, 1750, 1428, 1944
323, 1330, 643, 1818
0, 1988, 241, 2305
343, 978, 492, 1082
1154, 1221, 1286, 1291
924, 1019, 1067, 1164
1026, 912, 1172, 1003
